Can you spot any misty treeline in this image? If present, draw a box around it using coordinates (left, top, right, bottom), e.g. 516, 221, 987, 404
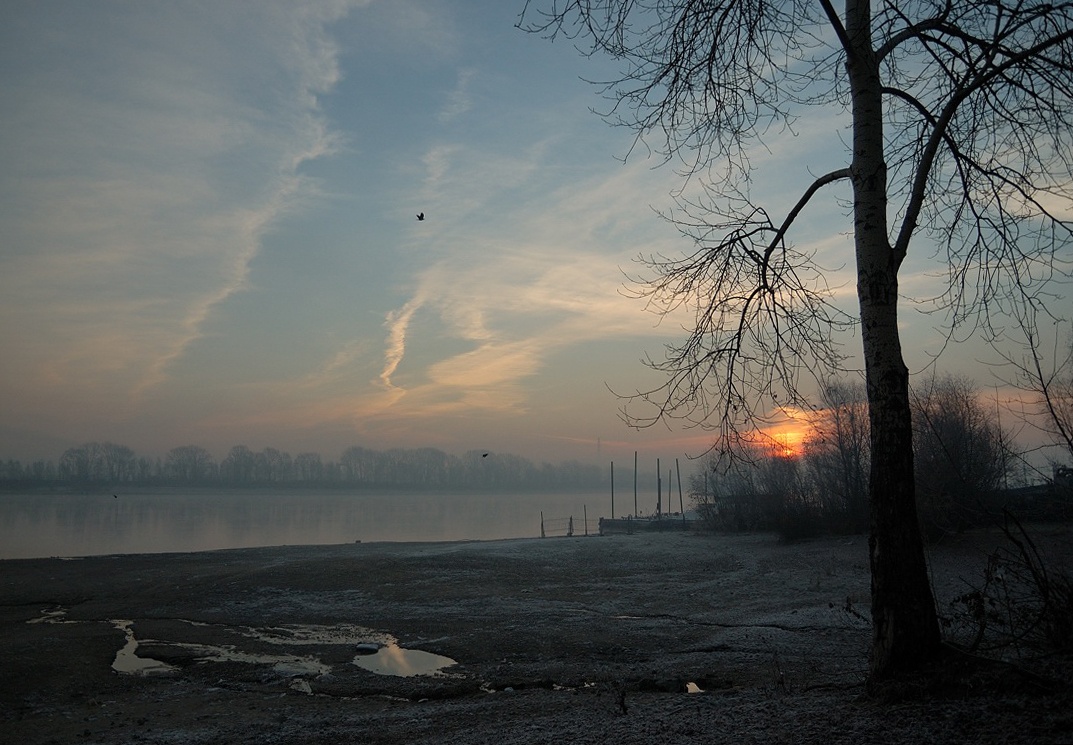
0, 444, 604, 493
692, 375, 1073, 542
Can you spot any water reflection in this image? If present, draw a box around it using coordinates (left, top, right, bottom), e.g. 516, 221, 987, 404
111, 620, 178, 675
105, 618, 455, 680
0, 490, 604, 559
352, 644, 458, 677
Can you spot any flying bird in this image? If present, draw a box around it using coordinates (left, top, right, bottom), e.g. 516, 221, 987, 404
416, 212, 425, 221
482, 453, 489, 458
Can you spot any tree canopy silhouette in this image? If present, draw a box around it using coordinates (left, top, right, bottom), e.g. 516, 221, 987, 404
520, 0, 1073, 680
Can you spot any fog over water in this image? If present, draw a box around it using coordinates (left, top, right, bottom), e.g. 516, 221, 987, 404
0, 490, 615, 560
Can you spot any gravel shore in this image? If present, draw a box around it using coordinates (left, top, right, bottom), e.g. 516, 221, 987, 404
2, 529, 1070, 744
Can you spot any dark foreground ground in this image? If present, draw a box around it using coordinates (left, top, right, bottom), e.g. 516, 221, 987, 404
2, 529, 1071, 744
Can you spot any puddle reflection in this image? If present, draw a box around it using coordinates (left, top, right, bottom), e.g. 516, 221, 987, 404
104, 618, 457, 680
352, 643, 457, 677
111, 620, 178, 675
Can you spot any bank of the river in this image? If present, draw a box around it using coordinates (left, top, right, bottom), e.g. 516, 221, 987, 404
2, 530, 1070, 744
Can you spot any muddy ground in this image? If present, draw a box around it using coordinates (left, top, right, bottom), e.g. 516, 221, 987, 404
2, 529, 1071, 744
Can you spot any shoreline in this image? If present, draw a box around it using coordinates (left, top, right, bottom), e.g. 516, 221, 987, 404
0, 532, 575, 563
3, 529, 1071, 744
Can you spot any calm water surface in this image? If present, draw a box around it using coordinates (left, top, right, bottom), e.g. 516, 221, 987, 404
0, 490, 611, 559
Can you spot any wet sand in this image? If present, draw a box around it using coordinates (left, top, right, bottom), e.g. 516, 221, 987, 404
2, 530, 1070, 744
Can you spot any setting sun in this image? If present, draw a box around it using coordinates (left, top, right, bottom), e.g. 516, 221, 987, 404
766, 428, 806, 458
755, 406, 814, 458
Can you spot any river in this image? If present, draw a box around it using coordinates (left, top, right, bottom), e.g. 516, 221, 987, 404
0, 489, 619, 560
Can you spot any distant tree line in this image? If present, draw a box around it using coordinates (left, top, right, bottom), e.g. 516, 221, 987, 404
0, 443, 604, 493
693, 375, 1073, 542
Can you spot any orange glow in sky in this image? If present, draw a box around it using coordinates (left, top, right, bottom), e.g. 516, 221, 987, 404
755, 406, 815, 458
765, 428, 807, 458
4, 3, 1067, 469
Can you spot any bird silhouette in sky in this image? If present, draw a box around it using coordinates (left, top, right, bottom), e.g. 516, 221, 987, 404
416, 212, 425, 221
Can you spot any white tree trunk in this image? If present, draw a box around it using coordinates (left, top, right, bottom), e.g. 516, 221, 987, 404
845, 0, 941, 679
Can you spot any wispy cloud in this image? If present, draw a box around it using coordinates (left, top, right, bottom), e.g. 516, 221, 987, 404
380, 294, 427, 391
0, 1, 356, 406
370, 154, 687, 425
438, 68, 476, 123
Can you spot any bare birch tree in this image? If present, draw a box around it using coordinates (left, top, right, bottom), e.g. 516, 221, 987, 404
520, 0, 1073, 679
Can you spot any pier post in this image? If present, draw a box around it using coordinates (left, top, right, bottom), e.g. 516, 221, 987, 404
657, 457, 661, 518
676, 458, 685, 521
633, 451, 638, 518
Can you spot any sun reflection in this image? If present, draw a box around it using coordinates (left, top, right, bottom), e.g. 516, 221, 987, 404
352, 643, 457, 677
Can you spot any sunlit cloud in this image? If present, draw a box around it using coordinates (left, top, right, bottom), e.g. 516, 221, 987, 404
380, 294, 427, 391
5, 1, 1063, 467
368, 156, 688, 426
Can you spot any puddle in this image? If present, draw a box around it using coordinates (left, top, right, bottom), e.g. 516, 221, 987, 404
28, 612, 176, 676
107, 619, 455, 680
111, 620, 179, 676
171, 641, 332, 677
27, 611, 455, 681
241, 623, 457, 678
27, 608, 77, 625
351, 643, 457, 678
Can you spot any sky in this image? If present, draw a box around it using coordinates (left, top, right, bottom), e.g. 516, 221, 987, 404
1, 1, 1069, 469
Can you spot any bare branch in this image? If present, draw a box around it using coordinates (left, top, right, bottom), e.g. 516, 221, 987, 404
522, 0, 1072, 682
891, 16, 1073, 266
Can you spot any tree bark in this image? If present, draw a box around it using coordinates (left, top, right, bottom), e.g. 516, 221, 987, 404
845, 0, 941, 679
